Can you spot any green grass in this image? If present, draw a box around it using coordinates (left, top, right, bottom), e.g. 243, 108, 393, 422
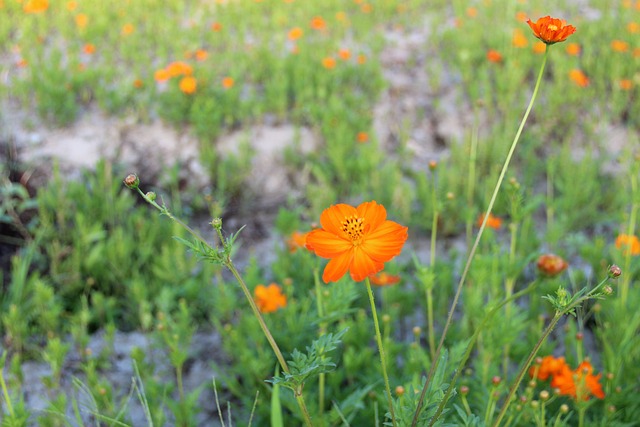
1, 0, 639, 425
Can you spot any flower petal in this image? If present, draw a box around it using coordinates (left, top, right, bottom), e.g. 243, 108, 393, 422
356, 200, 387, 232
350, 247, 384, 281
319, 204, 358, 237
306, 229, 352, 258
361, 221, 408, 262
322, 250, 353, 283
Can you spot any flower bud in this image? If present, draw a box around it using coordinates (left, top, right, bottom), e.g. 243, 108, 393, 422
539, 390, 550, 401
428, 160, 438, 171
395, 385, 405, 396
576, 332, 583, 341
460, 385, 469, 395
412, 326, 422, 336
123, 173, 139, 189
211, 217, 223, 229
560, 404, 569, 414
603, 285, 613, 295
145, 191, 156, 201
492, 376, 501, 385
530, 400, 539, 408
608, 264, 622, 278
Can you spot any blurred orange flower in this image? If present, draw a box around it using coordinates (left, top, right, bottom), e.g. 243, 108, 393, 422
611, 40, 629, 52
133, 79, 144, 89
369, 272, 401, 286
569, 69, 589, 87
536, 254, 568, 277
477, 213, 502, 229
486, 49, 503, 63
615, 234, 640, 255
254, 283, 287, 313
166, 61, 192, 77
122, 23, 135, 36
565, 42, 581, 55
179, 76, 197, 94
618, 79, 633, 90
527, 16, 576, 45
83, 43, 96, 55
357, 54, 367, 64
551, 360, 605, 401
222, 76, 234, 89
154, 68, 170, 83
287, 231, 309, 252
360, 3, 372, 13
532, 41, 546, 54
310, 16, 326, 31
338, 48, 351, 60
356, 131, 369, 143
24, 0, 48, 13
66, 1, 77, 11
530, 356, 567, 381
75, 13, 88, 29
336, 11, 348, 23
322, 57, 336, 69
466, 7, 477, 17
515, 11, 528, 22
512, 29, 528, 48
211, 22, 223, 32
195, 49, 208, 61
306, 201, 408, 283
628, 22, 639, 33
288, 27, 303, 41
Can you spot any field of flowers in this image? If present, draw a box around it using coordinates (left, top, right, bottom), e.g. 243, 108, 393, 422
1, 0, 639, 426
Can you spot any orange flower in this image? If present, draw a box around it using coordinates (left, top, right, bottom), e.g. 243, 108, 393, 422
369, 272, 401, 286
179, 76, 197, 94
569, 69, 589, 87
360, 3, 372, 13
336, 11, 348, 23
310, 16, 326, 31
536, 254, 568, 277
532, 41, 547, 54
83, 43, 96, 55
288, 27, 303, 41
75, 13, 88, 29
133, 79, 144, 89
222, 76, 234, 89
166, 61, 192, 77
338, 48, 351, 60
615, 234, 640, 256
305, 201, 408, 283
322, 57, 336, 69
195, 49, 208, 61
254, 283, 287, 313
23, 0, 48, 13
466, 7, 478, 17
287, 231, 309, 252
530, 356, 568, 381
527, 16, 576, 45
618, 79, 633, 90
357, 54, 367, 64
512, 29, 528, 48
551, 360, 605, 401
477, 213, 502, 229
565, 42, 581, 55
154, 68, 170, 83
634, 47, 640, 58
486, 49, 503, 63
356, 131, 369, 143
211, 22, 223, 32
121, 23, 135, 36
66, 1, 77, 11
628, 22, 640, 33
611, 39, 629, 52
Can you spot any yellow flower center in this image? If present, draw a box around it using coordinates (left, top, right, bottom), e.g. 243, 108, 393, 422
548, 24, 558, 31
342, 216, 365, 244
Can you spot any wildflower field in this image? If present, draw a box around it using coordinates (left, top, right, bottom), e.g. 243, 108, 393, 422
1, 0, 639, 425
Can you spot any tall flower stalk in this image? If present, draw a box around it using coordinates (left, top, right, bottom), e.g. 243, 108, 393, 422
412, 16, 576, 425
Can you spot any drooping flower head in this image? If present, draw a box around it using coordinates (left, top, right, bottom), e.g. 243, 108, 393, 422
254, 283, 287, 313
527, 16, 576, 45
306, 201, 408, 283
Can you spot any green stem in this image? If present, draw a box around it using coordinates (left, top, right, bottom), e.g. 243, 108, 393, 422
314, 269, 327, 420
0, 357, 15, 419
366, 278, 397, 427
621, 172, 638, 304
427, 173, 439, 362
176, 365, 184, 401
412, 45, 550, 427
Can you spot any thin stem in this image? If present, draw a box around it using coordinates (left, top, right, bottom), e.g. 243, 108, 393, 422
412, 45, 550, 427
314, 269, 327, 420
621, 172, 638, 304
366, 278, 397, 427
0, 359, 15, 419
427, 171, 439, 361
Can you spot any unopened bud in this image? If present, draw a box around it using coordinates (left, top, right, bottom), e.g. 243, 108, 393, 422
211, 217, 223, 229
576, 332, 583, 341
608, 264, 622, 278
395, 386, 405, 396
492, 376, 501, 385
123, 173, 139, 189
145, 191, 156, 201
460, 385, 469, 395
412, 326, 422, 336
539, 390, 550, 401
560, 404, 569, 414
603, 285, 613, 295
530, 400, 539, 408
428, 160, 438, 171
382, 314, 391, 323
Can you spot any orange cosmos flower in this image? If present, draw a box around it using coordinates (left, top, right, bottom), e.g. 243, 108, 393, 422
530, 356, 568, 381
536, 254, 568, 277
310, 16, 326, 31
66, 1, 77, 11
166, 61, 192, 77
287, 231, 309, 253
512, 29, 528, 48
611, 40, 629, 52
288, 27, 303, 41
322, 57, 336, 69
356, 132, 369, 143
486, 49, 503, 63
615, 234, 640, 256
133, 79, 144, 89
254, 283, 287, 313
527, 16, 576, 45
211, 22, 223, 32
628, 22, 640, 33
83, 43, 96, 55
305, 201, 408, 283
195, 49, 208, 61
222, 76, 234, 89
23, 0, 48, 13
532, 41, 546, 54
369, 271, 401, 286
565, 42, 581, 55
75, 13, 88, 29
551, 360, 605, 401
357, 54, 367, 64
154, 68, 170, 83
122, 23, 135, 36
338, 48, 351, 60
179, 76, 197, 94
466, 7, 478, 17
569, 69, 589, 87
477, 213, 502, 229
618, 79, 633, 90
